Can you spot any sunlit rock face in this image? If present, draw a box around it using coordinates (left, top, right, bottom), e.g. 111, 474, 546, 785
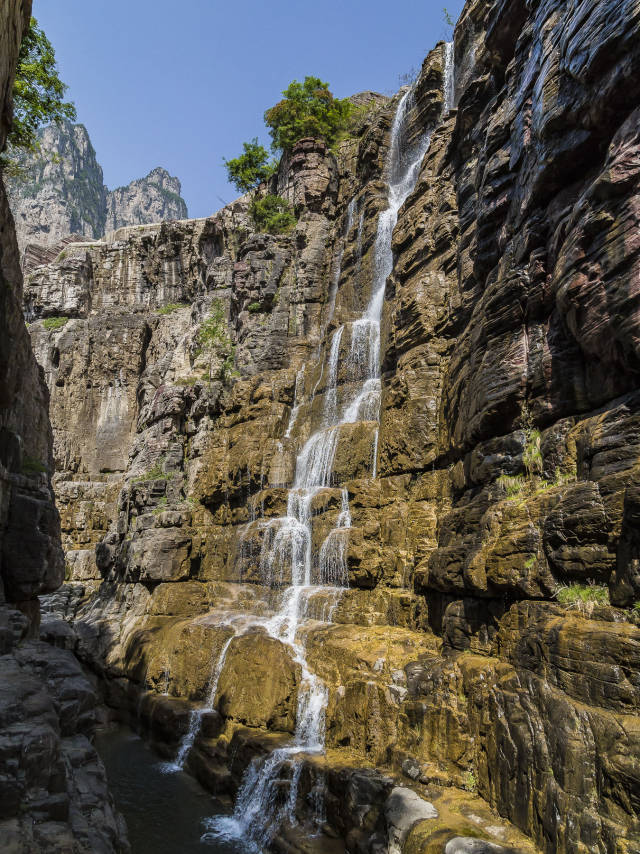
25, 0, 640, 852
6, 120, 187, 258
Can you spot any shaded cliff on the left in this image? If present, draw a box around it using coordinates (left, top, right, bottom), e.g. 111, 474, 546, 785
0, 2, 128, 851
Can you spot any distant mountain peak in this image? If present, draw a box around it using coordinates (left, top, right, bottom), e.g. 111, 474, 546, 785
6, 121, 188, 257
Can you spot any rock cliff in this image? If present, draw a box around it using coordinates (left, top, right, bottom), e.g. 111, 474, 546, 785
7, 120, 187, 258
0, 3, 127, 851
23, 1, 640, 853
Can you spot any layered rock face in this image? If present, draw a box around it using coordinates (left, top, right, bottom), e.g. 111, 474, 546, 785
25, 1, 640, 853
0, 4, 127, 851
7, 120, 187, 258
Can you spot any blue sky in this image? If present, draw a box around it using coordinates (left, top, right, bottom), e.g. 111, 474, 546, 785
34, 1, 465, 219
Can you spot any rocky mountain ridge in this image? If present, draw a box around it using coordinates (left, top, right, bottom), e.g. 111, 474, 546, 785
12, 0, 640, 852
6, 120, 187, 259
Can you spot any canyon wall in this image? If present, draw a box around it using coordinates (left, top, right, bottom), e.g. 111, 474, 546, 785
25, 1, 640, 853
0, 3, 127, 851
7, 120, 188, 258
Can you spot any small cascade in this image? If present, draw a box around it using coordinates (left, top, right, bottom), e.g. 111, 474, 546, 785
346, 196, 357, 234
444, 41, 455, 113
323, 326, 344, 427
318, 488, 351, 586
326, 199, 357, 324
284, 367, 305, 439
167, 633, 235, 772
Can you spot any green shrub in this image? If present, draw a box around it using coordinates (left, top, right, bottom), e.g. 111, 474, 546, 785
264, 77, 352, 152
442, 7, 455, 39
224, 138, 277, 194
197, 300, 235, 382
42, 315, 68, 330
248, 302, 261, 313
555, 583, 609, 611
22, 455, 47, 475
175, 376, 198, 386
633, 601, 640, 614
250, 194, 296, 234
157, 302, 188, 315
132, 459, 166, 483
463, 771, 477, 792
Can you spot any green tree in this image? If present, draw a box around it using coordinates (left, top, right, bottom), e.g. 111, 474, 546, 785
8, 17, 76, 154
197, 300, 235, 382
442, 7, 455, 39
223, 138, 277, 194
264, 76, 352, 153
250, 194, 296, 234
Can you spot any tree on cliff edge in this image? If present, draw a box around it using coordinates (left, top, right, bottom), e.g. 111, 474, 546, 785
3, 16, 75, 161
264, 76, 351, 152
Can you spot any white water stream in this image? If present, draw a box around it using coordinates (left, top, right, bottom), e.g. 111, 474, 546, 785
199, 73, 444, 850
161, 48, 454, 850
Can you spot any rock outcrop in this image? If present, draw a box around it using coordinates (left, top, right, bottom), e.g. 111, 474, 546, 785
22, 1, 640, 853
0, 3, 127, 851
7, 120, 187, 258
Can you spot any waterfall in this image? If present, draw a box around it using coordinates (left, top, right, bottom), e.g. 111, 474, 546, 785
326, 198, 358, 324
444, 41, 455, 113
318, 488, 351, 586
323, 326, 343, 427
284, 367, 305, 439
165, 632, 235, 773
200, 82, 438, 850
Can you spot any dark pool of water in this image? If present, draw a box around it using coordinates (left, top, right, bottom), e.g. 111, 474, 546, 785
95, 727, 249, 854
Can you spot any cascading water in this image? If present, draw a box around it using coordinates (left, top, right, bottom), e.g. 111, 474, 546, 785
201, 79, 439, 851
284, 367, 305, 439
444, 41, 455, 113
167, 632, 235, 772
326, 198, 358, 324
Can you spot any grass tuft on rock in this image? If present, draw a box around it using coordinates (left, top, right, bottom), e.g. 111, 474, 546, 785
42, 315, 68, 330
555, 583, 609, 612
132, 459, 166, 483
523, 428, 542, 477
157, 302, 188, 315
497, 474, 526, 497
